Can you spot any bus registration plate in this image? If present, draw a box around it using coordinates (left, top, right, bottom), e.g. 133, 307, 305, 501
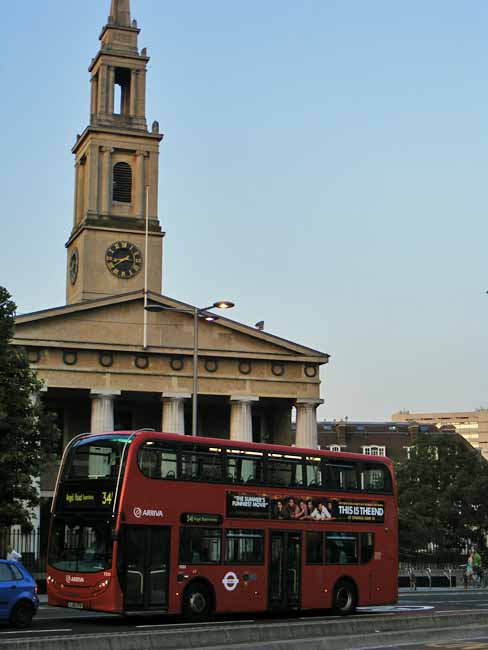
68, 601, 83, 609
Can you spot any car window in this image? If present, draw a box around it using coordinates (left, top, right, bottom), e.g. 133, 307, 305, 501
0, 564, 13, 581
9, 564, 23, 580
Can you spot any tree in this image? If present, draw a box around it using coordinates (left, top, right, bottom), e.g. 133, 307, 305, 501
0, 287, 59, 530
397, 431, 488, 561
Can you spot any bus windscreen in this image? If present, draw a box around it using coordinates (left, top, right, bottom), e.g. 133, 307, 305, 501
65, 436, 129, 480
48, 516, 113, 573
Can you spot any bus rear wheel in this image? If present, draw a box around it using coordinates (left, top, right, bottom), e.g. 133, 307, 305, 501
332, 580, 357, 616
182, 582, 214, 622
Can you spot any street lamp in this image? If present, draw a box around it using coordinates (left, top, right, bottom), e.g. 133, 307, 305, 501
144, 299, 235, 435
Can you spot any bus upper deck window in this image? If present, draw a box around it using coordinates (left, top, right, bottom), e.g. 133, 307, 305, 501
181, 445, 223, 482
361, 464, 391, 492
267, 454, 304, 488
225, 449, 263, 484
69, 442, 123, 480
138, 443, 177, 480
326, 462, 359, 491
305, 457, 322, 488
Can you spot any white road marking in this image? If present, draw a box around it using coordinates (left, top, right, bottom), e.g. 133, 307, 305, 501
1, 628, 72, 635
136, 619, 254, 628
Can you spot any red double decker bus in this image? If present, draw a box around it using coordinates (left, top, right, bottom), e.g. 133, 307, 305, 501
47, 430, 397, 620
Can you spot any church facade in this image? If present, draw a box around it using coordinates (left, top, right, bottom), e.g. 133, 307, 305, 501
12, 0, 330, 514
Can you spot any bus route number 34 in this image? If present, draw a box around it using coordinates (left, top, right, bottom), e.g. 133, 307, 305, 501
102, 491, 114, 506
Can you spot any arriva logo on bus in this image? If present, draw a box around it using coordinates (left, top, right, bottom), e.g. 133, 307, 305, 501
133, 507, 165, 518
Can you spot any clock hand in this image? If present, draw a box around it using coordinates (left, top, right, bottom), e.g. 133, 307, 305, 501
112, 256, 131, 266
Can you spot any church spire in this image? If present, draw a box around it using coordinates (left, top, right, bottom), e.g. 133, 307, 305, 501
109, 0, 131, 27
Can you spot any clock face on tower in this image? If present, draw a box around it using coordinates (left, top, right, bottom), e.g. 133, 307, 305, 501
105, 241, 143, 279
69, 248, 79, 285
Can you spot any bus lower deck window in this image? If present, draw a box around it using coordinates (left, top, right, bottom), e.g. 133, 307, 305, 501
325, 532, 359, 564
179, 527, 222, 564
225, 529, 264, 563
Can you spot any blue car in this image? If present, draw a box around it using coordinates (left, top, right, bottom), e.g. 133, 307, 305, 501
0, 560, 39, 628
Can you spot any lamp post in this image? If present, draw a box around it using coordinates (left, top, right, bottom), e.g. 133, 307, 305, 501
144, 300, 235, 435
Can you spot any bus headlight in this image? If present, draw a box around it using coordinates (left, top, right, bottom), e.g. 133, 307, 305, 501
94, 578, 110, 593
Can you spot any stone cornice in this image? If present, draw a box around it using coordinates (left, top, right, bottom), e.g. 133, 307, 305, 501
73, 126, 163, 154
14, 290, 330, 363
65, 220, 164, 248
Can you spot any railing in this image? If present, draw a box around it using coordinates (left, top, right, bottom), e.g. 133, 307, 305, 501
0, 528, 45, 574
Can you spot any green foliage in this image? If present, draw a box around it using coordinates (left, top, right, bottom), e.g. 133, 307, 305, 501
0, 287, 60, 529
397, 431, 488, 559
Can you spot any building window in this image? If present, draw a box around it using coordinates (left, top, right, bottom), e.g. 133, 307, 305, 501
328, 445, 344, 452
362, 445, 386, 457
113, 162, 132, 203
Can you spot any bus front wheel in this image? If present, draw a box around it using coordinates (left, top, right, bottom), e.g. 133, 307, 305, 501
332, 579, 357, 616
182, 582, 214, 622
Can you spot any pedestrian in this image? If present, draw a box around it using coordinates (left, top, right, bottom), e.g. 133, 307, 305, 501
465, 551, 474, 590
472, 547, 482, 587
6, 547, 22, 561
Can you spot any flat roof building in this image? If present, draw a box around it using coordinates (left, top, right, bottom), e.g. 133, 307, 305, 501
391, 410, 488, 459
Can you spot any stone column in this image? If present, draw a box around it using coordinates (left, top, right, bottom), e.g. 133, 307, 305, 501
137, 69, 146, 117
101, 147, 113, 215
148, 152, 158, 219
97, 65, 108, 115
73, 162, 80, 225
90, 75, 98, 119
295, 399, 323, 449
130, 70, 137, 117
86, 144, 99, 214
90, 389, 121, 433
77, 157, 86, 221
135, 151, 146, 218
230, 396, 259, 442
161, 393, 190, 434
107, 66, 115, 115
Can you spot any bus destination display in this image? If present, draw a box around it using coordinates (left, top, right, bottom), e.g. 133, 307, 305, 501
61, 487, 115, 510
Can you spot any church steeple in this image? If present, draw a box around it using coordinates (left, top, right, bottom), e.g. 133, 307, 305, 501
109, 0, 131, 27
65, 0, 164, 304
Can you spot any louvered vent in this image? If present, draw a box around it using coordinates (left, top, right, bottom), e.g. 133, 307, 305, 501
113, 162, 132, 203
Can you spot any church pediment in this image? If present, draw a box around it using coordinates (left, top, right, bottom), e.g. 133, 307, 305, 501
14, 291, 329, 364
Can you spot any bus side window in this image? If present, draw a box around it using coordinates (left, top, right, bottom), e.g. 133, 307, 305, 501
360, 533, 375, 564
325, 532, 359, 564
306, 531, 323, 564
196, 448, 223, 482
159, 447, 177, 479
138, 443, 177, 480
267, 454, 304, 488
326, 462, 359, 491
224, 529, 264, 564
181, 448, 198, 480
361, 464, 391, 493
225, 452, 243, 483
179, 527, 222, 564
224, 449, 263, 484
138, 448, 161, 479
305, 456, 322, 488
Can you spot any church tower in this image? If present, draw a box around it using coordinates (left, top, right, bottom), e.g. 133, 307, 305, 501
66, 0, 164, 304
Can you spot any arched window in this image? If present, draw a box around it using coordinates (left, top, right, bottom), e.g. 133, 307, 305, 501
113, 162, 132, 203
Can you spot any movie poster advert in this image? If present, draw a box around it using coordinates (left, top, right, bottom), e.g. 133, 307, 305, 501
226, 492, 384, 524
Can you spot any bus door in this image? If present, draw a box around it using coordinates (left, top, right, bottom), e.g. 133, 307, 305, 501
123, 526, 170, 610
268, 531, 301, 609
